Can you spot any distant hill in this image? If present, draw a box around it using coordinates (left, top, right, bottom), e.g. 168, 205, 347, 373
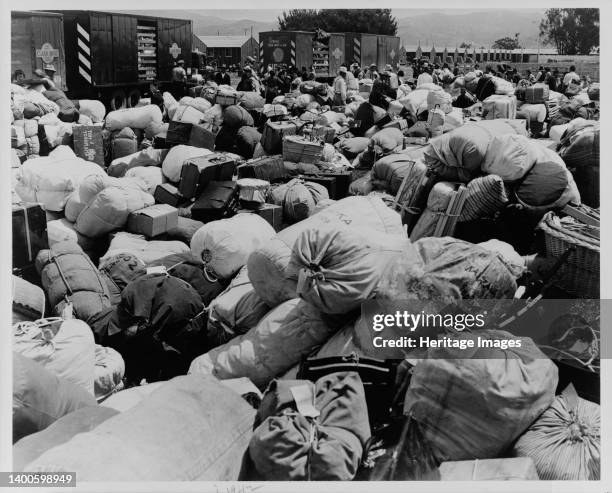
395, 10, 548, 48
118, 9, 550, 47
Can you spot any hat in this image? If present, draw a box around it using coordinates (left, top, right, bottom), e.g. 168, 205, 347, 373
43, 64, 56, 73
370, 64, 377, 70
246, 56, 255, 63
384, 64, 393, 72
177, 59, 185, 64
339, 66, 347, 74
243, 66, 253, 73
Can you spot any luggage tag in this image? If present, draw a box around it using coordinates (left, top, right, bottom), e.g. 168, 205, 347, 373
146, 265, 168, 276
290, 383, 320, 419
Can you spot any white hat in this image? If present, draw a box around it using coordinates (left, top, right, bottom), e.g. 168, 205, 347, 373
339, 66, 347, 74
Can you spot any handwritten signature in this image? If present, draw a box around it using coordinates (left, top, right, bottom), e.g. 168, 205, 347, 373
215, 485, 264, 493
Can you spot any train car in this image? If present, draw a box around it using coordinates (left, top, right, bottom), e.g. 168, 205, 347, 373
376, 35, 401, 71
259, 31, 314, 72
344, 32, 377, 70
11, 11, 67, 90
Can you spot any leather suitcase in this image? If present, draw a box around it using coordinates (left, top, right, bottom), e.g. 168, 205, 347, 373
191, 181, 239, 223
13, 203, 48, 269
154, 183, 188, 208
178, 154, 238, 200
188, 124, 216, 151
261, 120, 302, 155
166, 121, 193, 146
304, 170, 351, 199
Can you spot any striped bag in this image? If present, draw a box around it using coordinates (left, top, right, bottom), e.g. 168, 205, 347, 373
460, 175, 509, 222
513, 384, 600, 480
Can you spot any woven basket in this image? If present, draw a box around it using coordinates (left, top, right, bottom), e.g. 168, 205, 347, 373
539, 211, 599, 298
282, 135, 325, 164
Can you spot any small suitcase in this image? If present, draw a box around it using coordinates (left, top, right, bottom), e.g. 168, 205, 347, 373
188, 124, 216, 151
215, 89, 240, 106
525, 83, 550, 104
166, 121, 193, 146
13, 203, 48, 269
237, 155, 287, 182
304, 170, 351, 199
178, 154, 238, 200
261, 120, 302, 155
191, 181, 239, 223
154, 183, 188, 208
153, 135, 171, 149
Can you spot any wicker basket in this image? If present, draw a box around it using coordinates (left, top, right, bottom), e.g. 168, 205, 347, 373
539, 210, 600, 298
282, 135, 325, 164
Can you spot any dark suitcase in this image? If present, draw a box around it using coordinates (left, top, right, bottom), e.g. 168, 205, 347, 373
237, 155, 287, 182
178, 154, 238, 200
261, 120, 302, 155
154, 183, 189, 208
12, 203, 48, 269
304, 170, 351, 199
475, 77, 496, 102
153, 135, 171, 149
188, 123, 216, 151
166, 121, 193, 146
299, 175, 337, 199
191, 181, 239, 223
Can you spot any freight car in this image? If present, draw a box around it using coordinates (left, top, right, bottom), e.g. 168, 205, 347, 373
259, 30, 401, 79
11, 10, 193, 109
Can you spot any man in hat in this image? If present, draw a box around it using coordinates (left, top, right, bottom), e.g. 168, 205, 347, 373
237, 65, 255, 92
351, 63, 363, 80
365, 63, 379, 80
33, 64, 57, 89
383, 64, 399, 89
333, 66, 348, 106
44, 63, 57, 80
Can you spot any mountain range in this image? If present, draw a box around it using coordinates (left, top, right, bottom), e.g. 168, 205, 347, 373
119, 9, 549, 48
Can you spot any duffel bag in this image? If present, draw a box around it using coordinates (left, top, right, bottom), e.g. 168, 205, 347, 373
25, 375, 255, 481
13, 317, 96, 395
13, 353, 96, 443
189, 299, 334, 388
236, 126, 262, 159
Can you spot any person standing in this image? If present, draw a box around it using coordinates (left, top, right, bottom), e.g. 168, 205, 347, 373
171, 59, 187, 99
236, 66, 255, 92
365, 64, 379, 80
333, 66, 348, 106
345, 64, 359, 93
562, 65, 580, 88
149, 80, 164, 112
215, 66, 231, 87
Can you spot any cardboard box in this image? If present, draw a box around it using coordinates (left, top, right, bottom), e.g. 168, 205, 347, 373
439, 458, 539, 481
237, 203, 283, 232
72, 125, 104, 166
127, 204, 179, 238
12, 203, 48, 269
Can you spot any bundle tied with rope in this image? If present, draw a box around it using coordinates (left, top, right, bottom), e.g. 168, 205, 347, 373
247, 372, 371, 480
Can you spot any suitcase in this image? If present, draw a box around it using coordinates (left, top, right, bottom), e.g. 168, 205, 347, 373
299, 175, 336, 199
191, 181, 239, 223
215, 89, 239, 106
178, 154, 238, 200
13, 203, 48, 269
525, 83, 550, 104
237, 155, 287, 182
282, 136, 325, 164
483, 95, 517, 120
188, 124, 216, 151
72, 125, 104, 166
261, 120, 302, 155
166, 121, 193, 146
153, 135, 171, 149
439, 458, 539, 481
303, 170, 351, 199
154, 183, 188, 208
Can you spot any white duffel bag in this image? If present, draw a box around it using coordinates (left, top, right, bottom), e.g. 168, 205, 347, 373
105, 105, 163, 132
191, 214, 276, 279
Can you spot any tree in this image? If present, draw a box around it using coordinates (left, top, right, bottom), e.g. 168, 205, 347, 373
492, 37, 520, 50
459, 42, 472, 49
278, 9, 397, 35
540, 8, 599, 55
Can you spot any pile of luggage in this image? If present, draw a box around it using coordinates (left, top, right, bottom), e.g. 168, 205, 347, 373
11, 73, 600, 481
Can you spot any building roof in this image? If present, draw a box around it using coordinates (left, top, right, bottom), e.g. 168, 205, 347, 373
401, 45, 559, 55
195, 35, 255, 48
